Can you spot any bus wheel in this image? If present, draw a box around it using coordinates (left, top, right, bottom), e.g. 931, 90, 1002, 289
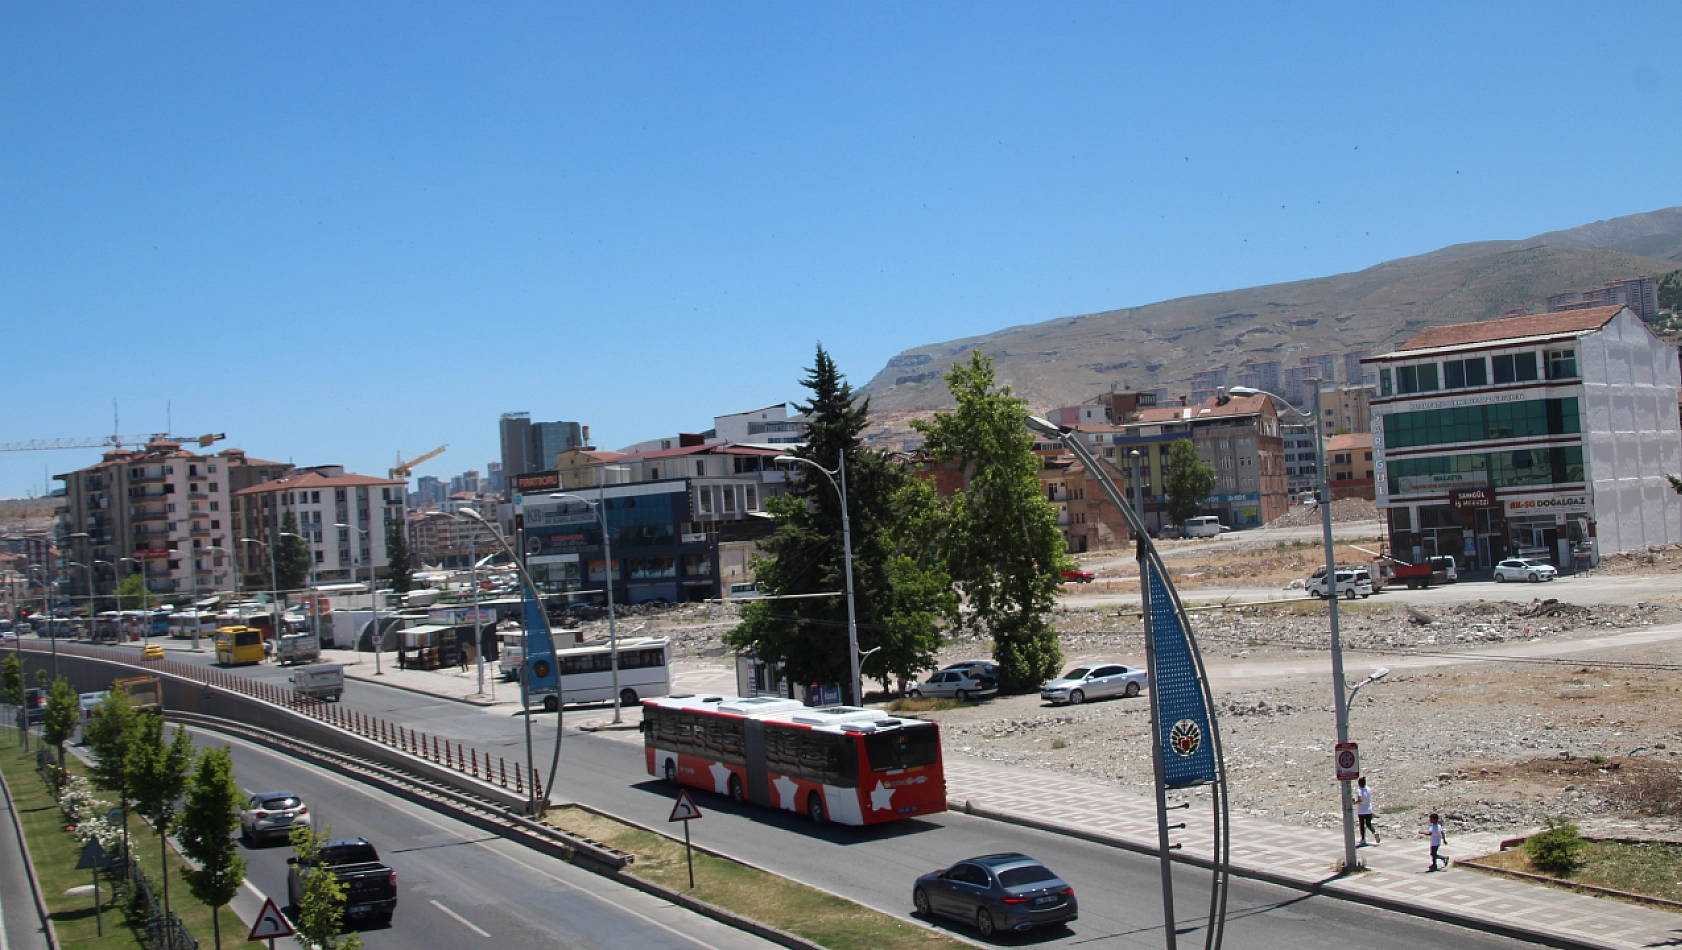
729, 774, 745, 805
663, 759, 677, 783
620, 688, 639, 707
807, 792, 826, 824
543, 695, 559, 713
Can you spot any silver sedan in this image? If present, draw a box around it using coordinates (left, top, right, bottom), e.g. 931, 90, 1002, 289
1040, 663, 1147, 705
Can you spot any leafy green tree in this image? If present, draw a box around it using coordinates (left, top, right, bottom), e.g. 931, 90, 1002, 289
129, 715, 195, 920
178, 746, 247, 950
85, 689, 138, 860
289, 823, 364, 950
42, 677, 79, 764
1524, 816, 1586, 875
726, 346, 954, 702
912, 351, 1070, 692
117, 573, 152, 610
1667, 473, 1682, 495
1164, 438, 1217, 526
1, 652, 20, 708
275, 511, 312, 593
385, 519, 413, 594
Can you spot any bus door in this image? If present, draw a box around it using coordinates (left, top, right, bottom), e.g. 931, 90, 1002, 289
743, 719, 771, 808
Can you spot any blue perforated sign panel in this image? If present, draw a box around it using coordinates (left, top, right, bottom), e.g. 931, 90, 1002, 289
522, 581, 559, 695
1148, 562, 1215, 788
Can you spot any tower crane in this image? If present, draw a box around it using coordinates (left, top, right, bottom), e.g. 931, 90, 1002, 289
391, 445, 447, 479
0, 432, 226, 453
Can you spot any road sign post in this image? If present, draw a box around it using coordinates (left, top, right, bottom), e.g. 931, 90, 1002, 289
669, 789, 703, 889
76, 839, 111, 937
248, 895, 295, 948
1335, 742, 1360, 782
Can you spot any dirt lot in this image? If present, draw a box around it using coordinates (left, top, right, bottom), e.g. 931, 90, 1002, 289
573, 585, 1682, 841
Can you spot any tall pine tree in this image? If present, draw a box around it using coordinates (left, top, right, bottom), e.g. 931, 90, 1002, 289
385, 518, 413, 593
726, 346, 953, 702
275, 511, 312, 593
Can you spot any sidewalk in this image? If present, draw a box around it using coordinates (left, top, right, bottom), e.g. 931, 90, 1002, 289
945, 758, 1682, 950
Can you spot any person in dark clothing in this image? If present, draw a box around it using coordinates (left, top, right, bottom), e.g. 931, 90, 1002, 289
458, 645, 469, 671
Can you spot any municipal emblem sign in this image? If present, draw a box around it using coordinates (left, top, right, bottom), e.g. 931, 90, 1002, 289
1335, 742, 1360, 781
1168, 719, 1202, 757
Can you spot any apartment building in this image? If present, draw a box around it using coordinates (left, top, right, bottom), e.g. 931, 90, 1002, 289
1320, 384, 1374, 434
231, 466, 408, 586
1364, 306, 1680, 570
407, 509, 502, 569
1283, 424, 1319, 495
55, 442, 291, 598
1547, 276, 1661, 323
1326, 433, 1376, 501
710, 404, 808, 444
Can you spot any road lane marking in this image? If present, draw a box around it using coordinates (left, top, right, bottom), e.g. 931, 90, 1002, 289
213, 733, 734, 950
429, 899, 490, 938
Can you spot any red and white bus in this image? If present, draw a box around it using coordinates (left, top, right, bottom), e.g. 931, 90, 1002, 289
642, 695, 947, 826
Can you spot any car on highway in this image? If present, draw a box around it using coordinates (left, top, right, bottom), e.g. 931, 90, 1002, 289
1307, 569, 1374, 600
910, 668, 997, 702
1060, 568, 1095, 583
913, 852, 1077, 936
1040, 663, 1146, 705
287, 837, 397, 926
1493, 558, 1557, 583
241, 790, 312, 845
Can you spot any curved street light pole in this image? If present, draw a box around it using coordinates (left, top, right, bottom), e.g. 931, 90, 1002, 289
551, 492, 622, 723
773, 454, 861, 706
240, 538, 280, 646
1231, 383, 1359, 872
334, 524, 380, 675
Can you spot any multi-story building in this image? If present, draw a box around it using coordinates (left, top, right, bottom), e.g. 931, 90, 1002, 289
1283, 424, 1319, 495
514, 443, 790, 604
1344, 349, 1374, 387
1547, 276, 1660, 323
486, 462, 504, 495
231, 465, 408, 586
1239, 360, 1283, 396
408, 509, 502, 569
411, 475, 447, 509
1282, 366, 1323, 408
1320, 385, 1374, 434
1326, 433, 1376, 501
449, 470, 481, 496
500, 413, 589, 479
709, 404, 807, 445
1300, 353, 1340, 388
55, 443, 292, 599
1365, 305, 1680, 570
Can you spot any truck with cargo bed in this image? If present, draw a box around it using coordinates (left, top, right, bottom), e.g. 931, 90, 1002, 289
287, 837, 397, 925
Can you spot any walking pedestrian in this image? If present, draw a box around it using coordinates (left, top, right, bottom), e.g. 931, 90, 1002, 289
1356, 777, 1380, 845
457, 644, 469, 672
1423, 813, 1449, 871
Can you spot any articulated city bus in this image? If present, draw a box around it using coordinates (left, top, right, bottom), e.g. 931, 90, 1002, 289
168, 611, 220, 640
642, 695, 946, 826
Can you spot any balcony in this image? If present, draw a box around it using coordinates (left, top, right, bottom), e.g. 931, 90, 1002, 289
129, 472, 167, 484
190, 525, 210, 537
134, 510, 169, 523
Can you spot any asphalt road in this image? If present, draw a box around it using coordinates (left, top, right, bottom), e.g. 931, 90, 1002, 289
199, 729, 784, 950
152, 650, 1540, 950
1066, 571, 1678, 608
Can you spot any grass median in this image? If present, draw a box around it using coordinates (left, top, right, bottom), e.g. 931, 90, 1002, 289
0, 726, 262, 949
1469, 839, 1682, 906
546, 805, 969, 950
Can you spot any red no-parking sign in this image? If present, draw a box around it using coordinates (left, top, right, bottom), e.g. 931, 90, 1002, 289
1334, 742, 1360, 781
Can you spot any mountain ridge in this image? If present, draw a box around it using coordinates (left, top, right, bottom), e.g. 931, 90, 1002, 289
860, 207, 1682, 428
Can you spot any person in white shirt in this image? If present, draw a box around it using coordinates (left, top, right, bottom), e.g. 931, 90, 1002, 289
1424, 813, 1449, 871
1356, 776, 1380, 844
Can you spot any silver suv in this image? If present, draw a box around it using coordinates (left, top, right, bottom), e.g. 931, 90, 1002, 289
240, 791, 311, 846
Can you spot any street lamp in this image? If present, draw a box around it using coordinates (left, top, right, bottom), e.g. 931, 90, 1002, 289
1231, 383, 1360, 872
1128, 448, 1145, 536
334, 524, 381, 675
1348, 667, 1389, 705
239, 538, 281, 648
551, 491, 624, 723
92, 560, 115, 634
773, 454, 862, 707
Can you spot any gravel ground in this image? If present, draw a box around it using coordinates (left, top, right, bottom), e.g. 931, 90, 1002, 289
567, 589, 1682, 841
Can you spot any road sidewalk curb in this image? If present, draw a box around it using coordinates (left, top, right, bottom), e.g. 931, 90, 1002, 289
1, 737, 60, 950
338, 664, 500, 706
954, 799, 1632, 950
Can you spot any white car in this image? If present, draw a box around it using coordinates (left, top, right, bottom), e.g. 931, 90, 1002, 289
1493, 558, 1557, 583
1308, 569, 1373, 600
910, 669, 997, 702
240, 790, 311, 845
1041, 663, 1148, 705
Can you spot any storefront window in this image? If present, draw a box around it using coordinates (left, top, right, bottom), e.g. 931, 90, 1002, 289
1383, 398, 1579, 449
1387, 446, 1583, 495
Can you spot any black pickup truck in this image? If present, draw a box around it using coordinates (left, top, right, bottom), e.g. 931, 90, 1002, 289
287, 838, 397, 926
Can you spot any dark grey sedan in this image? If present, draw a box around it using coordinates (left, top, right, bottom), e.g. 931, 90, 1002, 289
913, 853, 1077, 937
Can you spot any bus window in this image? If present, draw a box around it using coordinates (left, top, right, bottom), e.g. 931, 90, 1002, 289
864, 724, 940, 772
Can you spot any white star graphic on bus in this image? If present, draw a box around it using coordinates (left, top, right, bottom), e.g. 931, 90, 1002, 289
869, 781, 895, 812
772, 775, 799, 810
708, 761, 732, 795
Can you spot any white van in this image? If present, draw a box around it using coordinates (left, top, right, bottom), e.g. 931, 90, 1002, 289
1308, 569, 1374, 600
1183, 516, 1227, 538
726, 582, 764, 601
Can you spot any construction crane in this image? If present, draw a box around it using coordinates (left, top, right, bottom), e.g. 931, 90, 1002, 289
391, 444, 447, 479
0, 432, 226, 453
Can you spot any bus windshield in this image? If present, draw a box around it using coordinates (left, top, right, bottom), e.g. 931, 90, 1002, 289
863, 724, 940, 772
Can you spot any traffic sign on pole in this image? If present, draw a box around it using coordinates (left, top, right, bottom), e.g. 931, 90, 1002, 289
1334, 742, 1360, 782
668, 789, 703, 822
248, 897, 295, 941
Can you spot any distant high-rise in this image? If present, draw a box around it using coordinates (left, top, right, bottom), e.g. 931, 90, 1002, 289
1299, 353, 1339, 387
486, 462, 504, 494
1343, 349, 1373, 387
499, 412, 586, 477
1547, 276, 1660, 322
1239, 360, 1282, 395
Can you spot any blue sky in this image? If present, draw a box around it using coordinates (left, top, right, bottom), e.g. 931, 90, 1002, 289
3, 3, 1679, 498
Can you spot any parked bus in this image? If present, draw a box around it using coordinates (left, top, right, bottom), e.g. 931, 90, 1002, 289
168, 611, 220, 641
641, 695, 947, 826
524, 637, 672, 711
148, 609, 172, 637
214, 625, 265, 667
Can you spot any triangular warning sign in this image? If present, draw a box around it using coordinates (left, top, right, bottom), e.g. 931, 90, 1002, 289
248, 897, 295, 940
76, 839, 111, 870
668, 788, 703, 822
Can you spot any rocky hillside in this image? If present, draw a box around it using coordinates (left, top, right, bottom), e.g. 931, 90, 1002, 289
860, 207, 1682, 434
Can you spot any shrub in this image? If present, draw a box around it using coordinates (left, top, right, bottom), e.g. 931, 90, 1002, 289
1525, 816, 1586, 875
